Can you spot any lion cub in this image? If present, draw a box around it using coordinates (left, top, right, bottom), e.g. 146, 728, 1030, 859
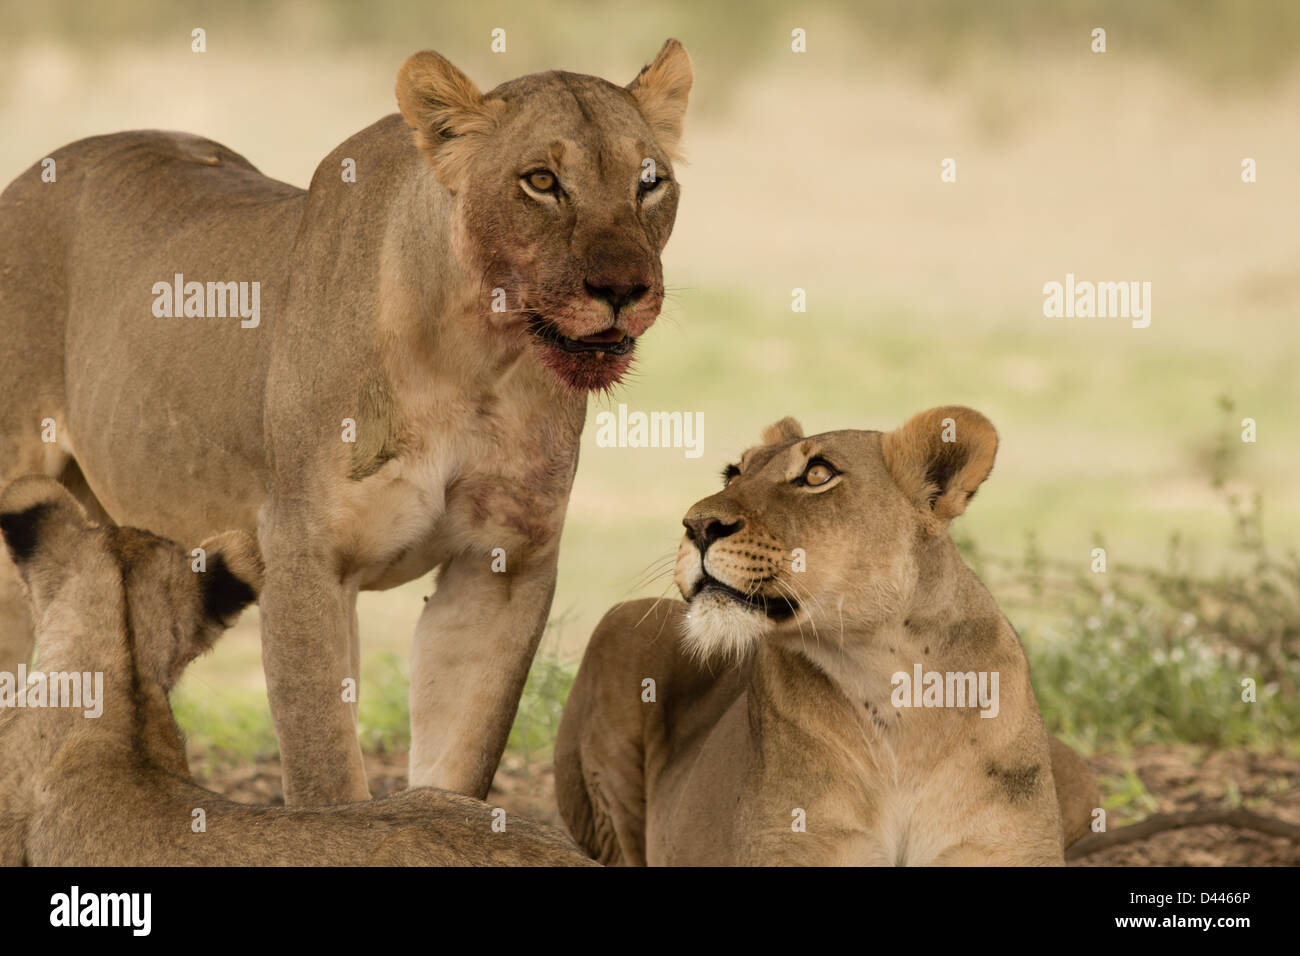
556, 406, 1096, 866
0, 476, 591, 866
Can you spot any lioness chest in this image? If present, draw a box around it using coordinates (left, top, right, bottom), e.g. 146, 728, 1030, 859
653, 675, 1053, 866
333, 377, 584, 590
712, 721, 1037, 866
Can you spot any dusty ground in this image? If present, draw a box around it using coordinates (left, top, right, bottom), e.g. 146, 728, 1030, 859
1073, 747, 1300, 867
193, 744, 1300, 866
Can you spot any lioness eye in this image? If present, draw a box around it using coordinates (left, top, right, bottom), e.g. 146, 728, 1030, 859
639, 174, 671, 202
525, 170, 557, 193
802, 461, 836, 487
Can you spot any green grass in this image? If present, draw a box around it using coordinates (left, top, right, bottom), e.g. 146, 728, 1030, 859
1007, 418, 1300, 756
1026, 577, 1299, 755
172, 687, 278, 776
356, 652, 410, 755
175, 622, 581, 773
1098, 769, 1161, 818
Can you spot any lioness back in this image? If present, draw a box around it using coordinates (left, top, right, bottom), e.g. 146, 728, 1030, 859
33, 762, 590, 866
1, 128, 316, 540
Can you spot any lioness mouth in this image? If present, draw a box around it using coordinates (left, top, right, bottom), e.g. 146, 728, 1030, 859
527, 314, 635, 356
693, 573, 799, 622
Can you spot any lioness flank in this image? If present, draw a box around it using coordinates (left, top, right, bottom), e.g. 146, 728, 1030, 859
555, 406, 1099, 865
0, 40, 691, 805
0, 476, 594, 867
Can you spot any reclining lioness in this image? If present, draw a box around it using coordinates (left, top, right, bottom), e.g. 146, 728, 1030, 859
0, 476, 592, 866
555, 406, 1097, 865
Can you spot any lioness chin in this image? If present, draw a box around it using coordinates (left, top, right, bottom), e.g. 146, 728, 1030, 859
0, 476, 594, 867
555, 406, 1098, 866
0, 41, 691, 806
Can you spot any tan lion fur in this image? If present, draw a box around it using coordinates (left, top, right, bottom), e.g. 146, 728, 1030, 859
0, 40, 691, 805
0, 477, 594, 866
555, 407, 1098, 865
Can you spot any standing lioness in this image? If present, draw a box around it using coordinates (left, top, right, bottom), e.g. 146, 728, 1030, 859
0, 41, 691, 805
0, 476, 594, 866
556, 407, 1096, 865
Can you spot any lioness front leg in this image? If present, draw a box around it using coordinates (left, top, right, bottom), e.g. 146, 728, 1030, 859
408, 550, 559, 798
259, 519, 370, 805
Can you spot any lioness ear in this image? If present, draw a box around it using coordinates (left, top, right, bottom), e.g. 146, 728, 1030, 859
396, 50, 504, 188
0, 476, 91, 604
627, 39, 693, 162
881, 406, 998, 530
760, 417, 804, 446
155, 531, 262, 689
194, 531, 263, 629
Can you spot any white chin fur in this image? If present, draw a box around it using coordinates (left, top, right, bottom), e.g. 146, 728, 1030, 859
680, 591, 771, 665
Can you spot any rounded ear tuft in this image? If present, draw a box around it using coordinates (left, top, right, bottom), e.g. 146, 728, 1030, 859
627, 38, 693, 162
0, 475, 90, 566
195, 530, 263, 627
396, 50, 504, 187
392, 49, 504, 189
881, 406, 998, 529
760, 416, 804, 446
396, 51, 485, 135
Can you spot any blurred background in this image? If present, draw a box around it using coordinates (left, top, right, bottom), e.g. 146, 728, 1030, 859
4, 1, 1297, 863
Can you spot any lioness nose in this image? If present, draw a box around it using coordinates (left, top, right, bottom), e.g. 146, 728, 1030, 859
584, 277, 649, 315
683, 515, 744, 550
